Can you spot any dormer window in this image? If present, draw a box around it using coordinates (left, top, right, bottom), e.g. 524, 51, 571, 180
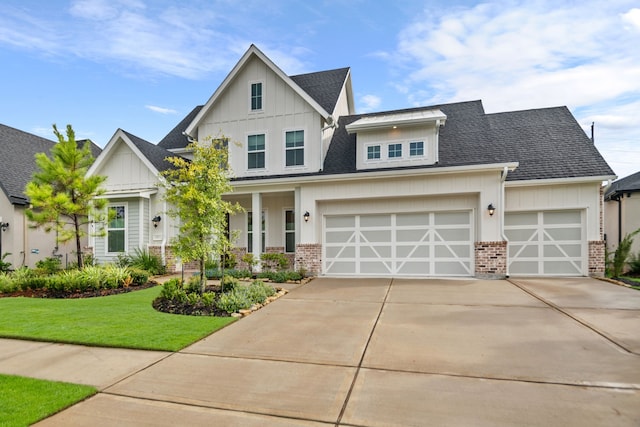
250, 82, 263, 111
410, 141, 424, 157
388, 143, 402, 158
367, 145, 381, 160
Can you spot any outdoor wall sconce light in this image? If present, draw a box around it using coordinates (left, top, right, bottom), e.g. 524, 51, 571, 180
304, 211, 310, 222
487, 203, 495, 216
0, 222, 8, 232
152, 215, 162, 228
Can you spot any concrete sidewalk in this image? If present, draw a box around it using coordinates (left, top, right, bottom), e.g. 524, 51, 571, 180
2, 277, 638, 426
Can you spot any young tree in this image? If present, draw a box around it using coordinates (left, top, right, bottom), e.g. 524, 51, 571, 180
25, 124, 107, 269
161, 137, 243, 293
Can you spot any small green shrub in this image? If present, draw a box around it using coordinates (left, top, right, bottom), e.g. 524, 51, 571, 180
201, 292, 216, 306
216, 290, 251, 314
11, 267, 36, 291
0, 252, 11, 273
221, 275, 239, 291
0, 273, 18, 293
77, 266, 104, 290
127, 268, 149, 285
205, 268, 222, 279
261, 252, 289, 271
115, 253, 132, 268
611, 229, 640, 277
129, 248, 165, 275
101, 265, 130, 289
627, 252, 640, 275
35, 257, 62, 275
245, 280, 276, 303
159, 278, 185, 301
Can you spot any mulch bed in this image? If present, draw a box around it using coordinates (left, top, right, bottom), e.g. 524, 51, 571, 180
152, 285, 230, 317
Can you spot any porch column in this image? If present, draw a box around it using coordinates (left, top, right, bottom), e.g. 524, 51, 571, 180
251, 192, 262, 269
294, 186, 302, 247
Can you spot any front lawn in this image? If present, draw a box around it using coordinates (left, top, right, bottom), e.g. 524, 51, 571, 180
0, 286, 236, 351
0, 374, 96, 426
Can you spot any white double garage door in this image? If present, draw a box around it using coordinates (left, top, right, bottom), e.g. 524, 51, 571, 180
323, 209, 585, 277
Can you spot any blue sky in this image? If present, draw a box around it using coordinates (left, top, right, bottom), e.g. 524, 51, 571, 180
1, 0, 639, 179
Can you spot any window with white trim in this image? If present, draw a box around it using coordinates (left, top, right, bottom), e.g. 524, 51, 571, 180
107, 205, 126, 253
410, 141, 424, 157
247, 134, 265, 169
248, 211, 266, 252
388, 143, 402, 158
285, 210, 295, 253
250, 82, 263, 111
285, 130, 304, 167
367, 145, 381, 160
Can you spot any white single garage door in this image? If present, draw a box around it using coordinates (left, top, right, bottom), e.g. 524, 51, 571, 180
324, 211, 473, 276
505, 210, 585, 276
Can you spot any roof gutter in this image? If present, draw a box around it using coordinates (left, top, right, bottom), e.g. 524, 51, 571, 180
232, 162, 520, 189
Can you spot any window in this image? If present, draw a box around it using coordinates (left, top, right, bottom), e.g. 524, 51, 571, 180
285, 210, 295, 253
285, 130, 304, 167
247, 211, 266, 252
410, 141, 424, 157
107, 205, 126, 253
248, 134, 265, 169
367, 145, 381, 160
388, 143, 402, 158
250, 82, 262, 111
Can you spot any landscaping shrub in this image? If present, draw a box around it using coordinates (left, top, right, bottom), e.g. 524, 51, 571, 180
126, 268, 149, 285
10, 268, 37, 291
221, 275, 239, 291
101, 265, 130, 289
611, 229, 640, 277
627, 252, 640, 275
35, 257, 63, 275
216, 289, 252, 314
0, 273, 18, 293
0, 253, 11, 273
129, 248, 165, 275
245, 280, 276, 303
159, 278, 186, 302
260, 252, 289, 271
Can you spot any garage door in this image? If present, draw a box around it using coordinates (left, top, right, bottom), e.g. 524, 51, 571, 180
324, 211, 473, 276
505, 210, 584, 276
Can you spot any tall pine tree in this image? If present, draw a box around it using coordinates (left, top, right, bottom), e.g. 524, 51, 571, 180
25, 124, 107, 269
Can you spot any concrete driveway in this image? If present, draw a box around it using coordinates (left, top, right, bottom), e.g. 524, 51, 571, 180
21, 277, 640, 425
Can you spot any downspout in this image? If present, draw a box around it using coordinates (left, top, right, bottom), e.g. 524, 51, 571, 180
500, 166, 509, 277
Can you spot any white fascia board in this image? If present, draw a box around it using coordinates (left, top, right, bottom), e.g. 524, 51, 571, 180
96, 189, 158, 199
231, 162, 519, 190
185, 45, 330, 137
505, 175, 617, 187
345, 110, 447, 133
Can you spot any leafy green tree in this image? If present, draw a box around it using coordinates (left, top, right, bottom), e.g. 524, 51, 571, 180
161, 137, 243, 293
25, 124, 107, 269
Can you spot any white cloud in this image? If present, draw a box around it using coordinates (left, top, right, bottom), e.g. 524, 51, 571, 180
145, 105, 178, 115
622, 8, 640, 30
359, 94, 382, 112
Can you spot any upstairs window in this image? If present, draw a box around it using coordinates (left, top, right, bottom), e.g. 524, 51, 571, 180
247, 134, 265, 169
367, 145, 381, 160
410, 141, 424, 157
250, 82, 263, 111
285, 130, 304, 167
107, 205, 126, 253
388, 143, 402, 158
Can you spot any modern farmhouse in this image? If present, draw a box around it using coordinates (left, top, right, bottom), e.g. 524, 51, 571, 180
87, 45, 615, 278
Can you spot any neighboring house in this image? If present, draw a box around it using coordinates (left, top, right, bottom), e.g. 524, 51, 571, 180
604, 171, 640, 257
88, 44, 615, 278
0, 124, 101, 268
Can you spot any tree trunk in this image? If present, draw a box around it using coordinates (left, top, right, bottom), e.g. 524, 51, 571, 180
199, 257, 205, 294
74, 215, 83, 269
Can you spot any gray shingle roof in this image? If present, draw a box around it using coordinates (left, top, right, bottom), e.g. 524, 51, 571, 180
605, 170, 640, 200
290, 67, 350, 114
158, 105, 203, 149
322, 100, 614, 181
0, 124, 57, 205
120, 130, 177, 173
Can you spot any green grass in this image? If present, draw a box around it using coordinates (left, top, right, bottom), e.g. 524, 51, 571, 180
0, 286, 236, 351
0, 374, 96, 426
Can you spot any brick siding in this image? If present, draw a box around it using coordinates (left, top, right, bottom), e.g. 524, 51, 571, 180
588, 240, 605, 277
295, 243, 322, 276
474, 241, 507, 279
